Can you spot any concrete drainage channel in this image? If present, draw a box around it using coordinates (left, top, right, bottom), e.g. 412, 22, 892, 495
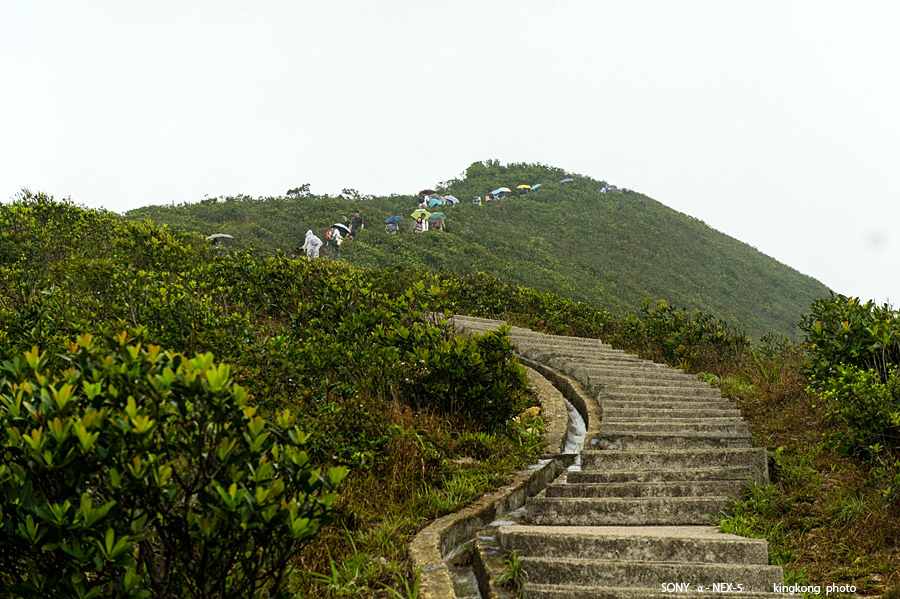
408, 315, 789, 599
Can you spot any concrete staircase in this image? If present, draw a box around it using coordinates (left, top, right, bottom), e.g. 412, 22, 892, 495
449, 315, 784, 598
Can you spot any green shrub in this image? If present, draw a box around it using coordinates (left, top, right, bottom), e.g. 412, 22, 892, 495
815, 364, 900, 459
800, 293, 900, 382
376, 322, 527, 432
613, 299, 750, 374
0, 335, 345, 599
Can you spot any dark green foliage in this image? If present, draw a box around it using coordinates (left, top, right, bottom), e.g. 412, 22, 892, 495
800, 293, 900, 459
0, 193, 535, 597
377, 322, 527, 431
816, 365, 900, 459
0, 336, 345, 599
612, 299, 751, 374
800, 292, 900, 382
125, 161, 831, 339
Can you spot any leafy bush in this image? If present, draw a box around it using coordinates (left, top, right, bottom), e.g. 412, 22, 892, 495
815, 364, 900, 459
612, 299, 751, 374
800, 293, 900, 382
376, 322, 527, 432
0, 335, 345, 599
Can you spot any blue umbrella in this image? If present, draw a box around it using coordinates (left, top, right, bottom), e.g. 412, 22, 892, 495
530, 184, 542, 191
429, 197, 443, 207
385, 215, 403, 224
444, 195, 459, 204
490, 188, 505, 195
560, 178, 574, 184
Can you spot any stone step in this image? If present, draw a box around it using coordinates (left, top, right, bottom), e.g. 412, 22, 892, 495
540, 351, 656, 364
579, 449, 768, 484
567, 467, 751, 484
603, 399, 737, 410
519, 557, 785, 592
602, 408, 742, 420
522, 496, 733, 526
600, 384, 721, 398
601, 390, 727, 402
544, 480, 748, 498
499, 525, 768, 563
523, 584, 788, 599
543, 357, 661, 372
577, 364, 692, 378
585, 373, 702, 387
594, 432, 753, 451
599, 421, 750, 434
528, 354, 645, 371
589, 375, 713, 389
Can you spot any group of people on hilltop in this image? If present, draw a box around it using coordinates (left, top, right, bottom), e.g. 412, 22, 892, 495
300, 183, 535, 259
302, 209, 365, 260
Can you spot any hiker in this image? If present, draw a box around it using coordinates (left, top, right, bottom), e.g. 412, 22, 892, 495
473, 195, 481, 206
385, 223, 399, 234
302, 229, 322, 259
324, 226, 343, 259
413, 216, 425, 233
350, 210, 365, 239
432, 219, 444, 232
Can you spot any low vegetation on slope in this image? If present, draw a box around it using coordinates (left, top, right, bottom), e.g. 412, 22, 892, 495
3, 193, 896, 597
126, 160, 830, 339
0, 194, 545, 597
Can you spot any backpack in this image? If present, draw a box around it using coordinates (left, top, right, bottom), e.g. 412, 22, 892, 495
325, 228, 335, 241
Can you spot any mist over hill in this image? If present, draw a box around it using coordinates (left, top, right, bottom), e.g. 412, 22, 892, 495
127, 161, 830, 338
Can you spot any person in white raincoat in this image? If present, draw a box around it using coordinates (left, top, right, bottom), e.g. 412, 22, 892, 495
302, 229, 322, 259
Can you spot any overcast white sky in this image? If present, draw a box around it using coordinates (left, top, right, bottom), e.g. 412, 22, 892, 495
3, 1, 898, 306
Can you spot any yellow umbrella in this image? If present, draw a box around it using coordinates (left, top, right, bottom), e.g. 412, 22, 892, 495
517, 185, 531, 189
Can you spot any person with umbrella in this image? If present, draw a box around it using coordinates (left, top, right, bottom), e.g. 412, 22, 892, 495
413, 215, 426, 233
384, 215, 402, 234
206, 233, 234, 256
325, 223, 349, 259
428, 212, 446, 232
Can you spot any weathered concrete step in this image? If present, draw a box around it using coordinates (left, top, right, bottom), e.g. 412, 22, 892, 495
599, 421, 750, 434
595, 432, 753, 450
545, 480, 748, 498
603, 399, 737, 410
544, 358, 666, 374
523, 496, 732, 525
579, 449, 768, 484
541, 352, 663, 366
602, 391, 727, 403
529, 354, 647, 370
589, 375, 713, 389
499, 525, 769, 563
519, 557, 785, 591
567, 466, 751, 484
602, 408, 741, 420
575, 363, 691, 376
523, 584, 788, 599
600, 384, 721, 398
584, 374, 702, 388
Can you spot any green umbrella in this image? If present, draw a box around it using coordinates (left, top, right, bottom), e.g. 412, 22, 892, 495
427, 212, 446, 223
411, 209, 431, 219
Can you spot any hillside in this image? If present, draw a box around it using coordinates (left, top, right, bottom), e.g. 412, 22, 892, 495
126, 161, 831, 338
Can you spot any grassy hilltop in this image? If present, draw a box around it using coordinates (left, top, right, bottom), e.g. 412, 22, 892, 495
127, 160, 830, 339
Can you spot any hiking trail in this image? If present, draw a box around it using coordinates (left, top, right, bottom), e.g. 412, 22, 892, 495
449, 315, 786, 599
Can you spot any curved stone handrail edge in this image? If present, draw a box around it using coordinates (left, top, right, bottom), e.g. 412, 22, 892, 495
408, 362, 587, 598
